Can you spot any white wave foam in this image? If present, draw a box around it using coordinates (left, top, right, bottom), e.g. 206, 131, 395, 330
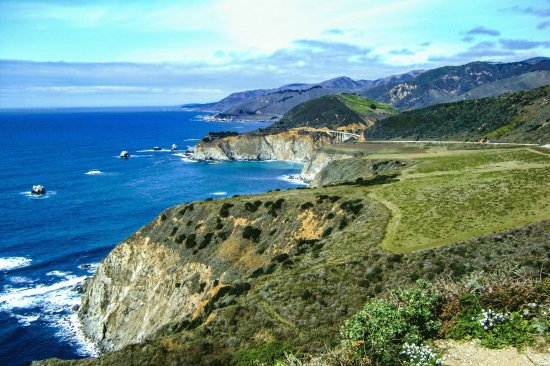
173, 152, 195, 158
46, 311, 100, 357
182, 138, 200, 141
180, 158, 198, 163
0, 274, 99, 357
0, 257, 32, 271
15, 314, 40, 326
79, 263, 99, 274
47, 270, 71, 277
85, 170, 103, 175
212, 192, 227, 196
0, 275, 85, 310
114, 154, 152, 158
136, 149, 172, 152
9, 276, 34, 284
279, 175, 308, 185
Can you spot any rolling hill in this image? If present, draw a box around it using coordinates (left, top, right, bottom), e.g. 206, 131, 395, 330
256, 94, 399, 135
363, 85, 550, 144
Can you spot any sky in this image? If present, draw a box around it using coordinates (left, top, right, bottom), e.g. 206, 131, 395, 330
0, 0, 549, 108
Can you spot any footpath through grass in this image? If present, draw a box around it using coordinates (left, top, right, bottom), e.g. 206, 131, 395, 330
353, 145, 550, 252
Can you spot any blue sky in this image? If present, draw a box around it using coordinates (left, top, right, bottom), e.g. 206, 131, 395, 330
0, 0, 549, 108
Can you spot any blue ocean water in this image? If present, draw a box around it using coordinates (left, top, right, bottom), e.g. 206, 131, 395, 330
0, 108, 304, 366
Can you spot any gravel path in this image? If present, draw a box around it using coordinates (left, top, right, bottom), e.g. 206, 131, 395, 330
436, 339, 550, 366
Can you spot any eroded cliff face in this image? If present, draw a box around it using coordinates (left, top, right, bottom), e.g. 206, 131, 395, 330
300, 149, 356, 183
79, 190, 390, 353
79, 236, 215, 351
193, 130, 335, 162
304, 154, 414, 188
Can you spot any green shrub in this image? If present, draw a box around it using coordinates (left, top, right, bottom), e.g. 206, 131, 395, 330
338, 217, 348, 230
244, 200, 262, 212
316, 194, 329, 203
219, 203, 234, 218
242, 226, 262, 243
321, 227, 333, 238
340, 280, 442, 365
271, 253, 289, 263
340, 199, 363, 215
199, 233, 214, 249
179, 204, 194, 216
387, 253, 403, 263
300, 202, 314, 210
249, 267, 264, 278
273, 198, 285, 209
175, 233, 187, 244
233, 341, 293, 366
185, 234, 197, 248
170, 226, 178, 236
160, 213, 167, 221
295, 238, 319, 255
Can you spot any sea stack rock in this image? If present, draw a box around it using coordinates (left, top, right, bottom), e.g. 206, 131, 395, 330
171, 144, 178, 151
153, 146, 162, 151
31, 185, 46, 195
120, 151, 130, 159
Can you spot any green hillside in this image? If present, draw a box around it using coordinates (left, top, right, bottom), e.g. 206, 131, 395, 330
364, 85, 550, 144
258, 94, 398, 135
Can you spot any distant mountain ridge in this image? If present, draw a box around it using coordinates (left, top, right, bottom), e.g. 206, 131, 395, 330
183, 58, 549, 120
362, 58, 550, 110
184, 71, 425, 119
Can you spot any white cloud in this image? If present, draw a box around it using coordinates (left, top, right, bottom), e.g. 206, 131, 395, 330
24, 86, 221, 95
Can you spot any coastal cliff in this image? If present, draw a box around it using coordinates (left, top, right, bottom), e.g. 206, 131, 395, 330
193, 129, 336, 162
78, 190, 391, 353
299, 144, 413, 187
79, 234, 215, 351
300, 149, 356, 183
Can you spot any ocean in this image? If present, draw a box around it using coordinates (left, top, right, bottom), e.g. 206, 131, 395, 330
0, 107, 304, 366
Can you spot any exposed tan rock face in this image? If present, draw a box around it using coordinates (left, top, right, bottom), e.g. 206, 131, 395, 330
300, 149, 356, 184
193, 130, 334, 162
79, 236, 215, 351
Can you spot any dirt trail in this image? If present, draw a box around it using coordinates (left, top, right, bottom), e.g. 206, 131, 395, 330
437, 339, 550, 366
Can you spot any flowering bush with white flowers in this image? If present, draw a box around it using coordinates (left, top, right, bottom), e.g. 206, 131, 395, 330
473, 308, 510, 330
401, 343, 444, 366
449, 300, 539, 349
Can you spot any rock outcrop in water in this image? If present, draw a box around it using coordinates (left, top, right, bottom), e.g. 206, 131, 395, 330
31, 185, 46, 195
